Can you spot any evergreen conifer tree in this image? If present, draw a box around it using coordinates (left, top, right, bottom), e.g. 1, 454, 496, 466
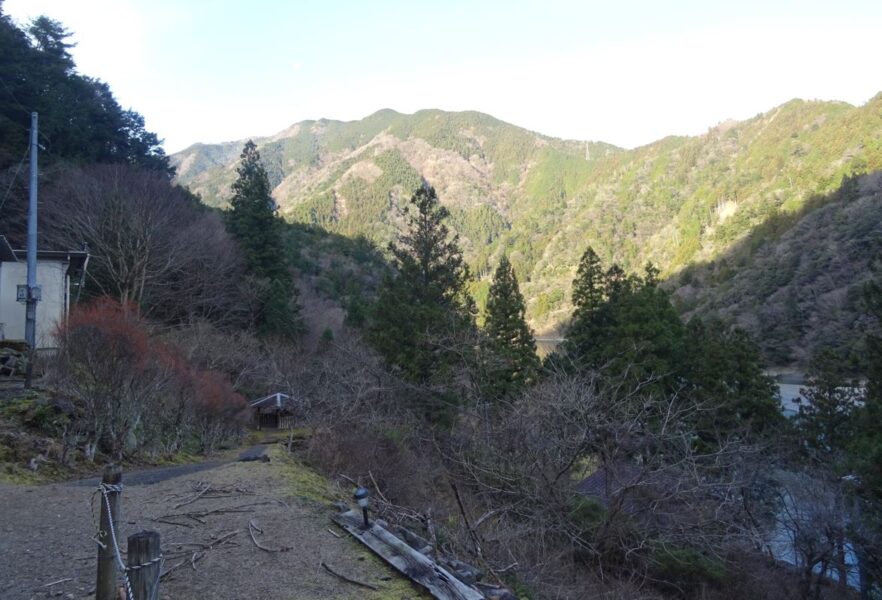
571, 246, 605, 321
682, 318, 780, 445
845, 277, 882, 591
367, 185, 475, 414
562, 246, 607, 363
227, 141, 283, 277
483, 255, 539, 398
851, 278, 882, 504
560, 248, 684, 391
798, 349, 860, 458
226, 141, 301, 338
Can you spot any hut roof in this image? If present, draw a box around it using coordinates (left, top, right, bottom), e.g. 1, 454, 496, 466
249, 392, 297, 412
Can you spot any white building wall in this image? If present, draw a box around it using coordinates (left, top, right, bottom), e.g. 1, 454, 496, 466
0, 260, 68, 349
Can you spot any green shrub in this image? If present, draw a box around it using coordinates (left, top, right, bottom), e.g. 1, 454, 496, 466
650, 546, 726, 597
569, 495, 606, 533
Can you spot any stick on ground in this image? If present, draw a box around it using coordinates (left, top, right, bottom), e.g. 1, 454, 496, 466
248, 519, 292, 553
320, 561, 380, 591
173, 483, 212, 509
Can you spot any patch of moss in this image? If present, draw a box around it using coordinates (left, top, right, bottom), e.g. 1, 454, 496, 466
272, 445, 334, 503
0, 391, 41, 419
0, 456, 69, 485
0, 461, 40, 484
346, 548, 431, 600
270, 447, 427, 599
364, 571, 427, 600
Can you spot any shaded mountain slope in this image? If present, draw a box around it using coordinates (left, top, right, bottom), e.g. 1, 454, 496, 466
675, 171, 882, 365
172, 96, 882, 363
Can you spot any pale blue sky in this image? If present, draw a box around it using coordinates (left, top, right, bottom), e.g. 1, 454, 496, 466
6, 0, 881, 152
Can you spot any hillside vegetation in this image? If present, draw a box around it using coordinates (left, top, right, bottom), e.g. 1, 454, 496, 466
173, 98, 882, 363
677, 172, 882, 365
5, 6, 882, 596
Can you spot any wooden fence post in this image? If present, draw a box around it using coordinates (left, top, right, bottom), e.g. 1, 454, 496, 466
128, 530, 161, 600
96, 464, 123, 600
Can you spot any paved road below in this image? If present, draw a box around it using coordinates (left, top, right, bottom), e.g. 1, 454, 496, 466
71, 445, 268, 487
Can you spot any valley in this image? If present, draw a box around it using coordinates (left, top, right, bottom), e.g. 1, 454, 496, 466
3, 4, 881, 598
172, 97, 882, 366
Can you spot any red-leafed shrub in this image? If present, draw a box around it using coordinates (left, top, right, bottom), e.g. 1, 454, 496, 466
180, 368, 247, 453
55, 297, 163, 460
54, 297, 245, 460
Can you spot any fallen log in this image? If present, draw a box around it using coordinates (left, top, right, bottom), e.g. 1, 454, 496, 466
332, 510, 483, 600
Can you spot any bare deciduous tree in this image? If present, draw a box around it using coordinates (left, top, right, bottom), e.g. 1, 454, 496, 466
42, 164, 254, 328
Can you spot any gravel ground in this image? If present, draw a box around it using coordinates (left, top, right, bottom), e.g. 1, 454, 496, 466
0, 447, 422, 599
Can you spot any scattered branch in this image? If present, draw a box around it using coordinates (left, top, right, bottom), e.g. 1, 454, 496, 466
248, 519, 292, 553
320, 561, 380, 591
173, 483, 212, 509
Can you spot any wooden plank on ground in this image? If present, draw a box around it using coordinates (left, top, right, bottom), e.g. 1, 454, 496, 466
332, 510, 484, 600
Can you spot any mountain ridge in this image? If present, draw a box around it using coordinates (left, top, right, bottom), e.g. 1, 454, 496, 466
171, 95, 882, 364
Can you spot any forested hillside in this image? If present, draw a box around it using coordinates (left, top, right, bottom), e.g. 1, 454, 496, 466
5, 4, 882, 597
677, 172, 882, 365
173, 96, 882, 364
0, 8, 382, 463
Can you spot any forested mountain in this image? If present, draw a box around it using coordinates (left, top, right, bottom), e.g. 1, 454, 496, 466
678, 171, 882, 365
5, 4, 882, 596
173, 97, 882, 365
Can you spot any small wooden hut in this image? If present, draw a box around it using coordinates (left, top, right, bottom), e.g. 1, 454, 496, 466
250, 392, 298, 430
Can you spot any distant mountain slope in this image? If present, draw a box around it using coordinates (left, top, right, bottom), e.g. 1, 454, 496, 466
172, 96, 882, 360
172, 109, 620, 278
675, 171, 882, 366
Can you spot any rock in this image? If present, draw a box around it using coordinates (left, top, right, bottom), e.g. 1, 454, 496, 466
28, 455, 48, 471
239, 454, 270, 463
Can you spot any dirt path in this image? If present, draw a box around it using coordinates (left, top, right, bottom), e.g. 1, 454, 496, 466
0, 446, 423, 599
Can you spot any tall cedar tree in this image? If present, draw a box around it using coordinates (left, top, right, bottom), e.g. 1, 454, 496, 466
797, 349, 861, 460
367, 186, 475, 412
558, 246, 777, 445
681, 318, 781, 445
832, 276, 882, 592
852, 278, 882, 536
483, 255, 539, 399
562, 253, 684, 388
226, 141, 301, 338
0, 11, 170, 173
565, 246, 606, 359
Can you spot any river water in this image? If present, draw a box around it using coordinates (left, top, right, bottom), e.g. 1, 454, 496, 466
534, 338, 810, 414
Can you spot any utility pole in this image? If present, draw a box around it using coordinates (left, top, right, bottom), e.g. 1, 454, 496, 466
24, 112, 39, 389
